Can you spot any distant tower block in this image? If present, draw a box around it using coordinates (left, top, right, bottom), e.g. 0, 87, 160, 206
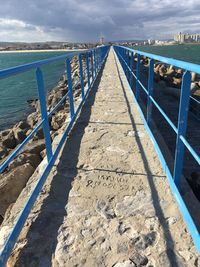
100, 37, 105, 45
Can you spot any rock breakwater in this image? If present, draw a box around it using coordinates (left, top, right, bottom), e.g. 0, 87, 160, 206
140, 55, 200, 97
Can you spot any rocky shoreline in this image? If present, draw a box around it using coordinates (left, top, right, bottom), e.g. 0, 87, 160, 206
0, 55, 88, 223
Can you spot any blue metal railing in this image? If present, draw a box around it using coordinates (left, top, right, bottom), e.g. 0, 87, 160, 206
0, 45, 110, 266
114, 45, 200, 254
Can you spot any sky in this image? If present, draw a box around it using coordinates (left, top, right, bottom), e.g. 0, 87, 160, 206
0, 0, 200, 42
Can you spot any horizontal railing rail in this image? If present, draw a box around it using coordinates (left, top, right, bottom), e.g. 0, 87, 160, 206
0, 52, 82, 79
113, 45, 200, 254
0, 45, 110, 266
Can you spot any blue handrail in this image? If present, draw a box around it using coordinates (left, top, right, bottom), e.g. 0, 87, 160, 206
114, 45, 200, 254
0, 45, 110, 266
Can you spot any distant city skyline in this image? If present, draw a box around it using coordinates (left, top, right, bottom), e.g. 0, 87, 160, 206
1, 0, 200, 42
174, 32, 200, 43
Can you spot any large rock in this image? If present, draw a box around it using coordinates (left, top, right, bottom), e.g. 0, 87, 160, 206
0, 146, 8, 160
154, 64, 161, 73
27, 112, 40, 128
21, 140, 45, 155
34, 128, 44, 140
0, 129, 11, 138
27, 99, 38, 110
191, 72, 197, 82
13, 128, 26, 144
191, 82, 199, 94
1, 130, 16, 149
159, 65, 167, 76
166, 66, 175, 76
9, 152, 41, 170
0, 163, 34, 216
51, 112, 67, 130
74, 89, 81, 98
15, 121, 30, 131
48, 86, 67, 109
173, 77, 182, 88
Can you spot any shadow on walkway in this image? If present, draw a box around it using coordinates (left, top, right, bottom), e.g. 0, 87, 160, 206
14, 61, 106, 267
114, 54, 181, 267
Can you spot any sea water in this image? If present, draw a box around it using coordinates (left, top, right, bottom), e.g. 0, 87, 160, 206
0, 51, 69, 129
132, 44, 200, 64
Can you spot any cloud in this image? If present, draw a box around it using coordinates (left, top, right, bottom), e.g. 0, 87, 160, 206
0, 18, 65, 42
0, 0, 200, 42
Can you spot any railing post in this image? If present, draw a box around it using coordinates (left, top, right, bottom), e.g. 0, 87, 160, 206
147, 59, 154, 126
173, 71, 191, 187
97, 50, 99, 70
99, 49, 102, 65
66, 58, 75, 118
94, 49, 98, 75
78, 54, 84, 99
130, 52, 134, 89
127, 51, 131, 82
135, 54, 141, 100
94, 49, 97, 74
122, 48, 126, 72
125, 50, 128, 77
123, 49, 126, 72
86, 51, 90, 88
95, 50, 98, 71
36, 68, 52, 162
91, 51, 94, 80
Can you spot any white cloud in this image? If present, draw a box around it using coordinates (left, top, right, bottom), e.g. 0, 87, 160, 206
0, 18, 27, 28
0, 18, 65, 42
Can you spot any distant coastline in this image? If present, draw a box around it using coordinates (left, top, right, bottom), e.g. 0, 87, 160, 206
0, 48, 85, 53
152, 42, 200, 47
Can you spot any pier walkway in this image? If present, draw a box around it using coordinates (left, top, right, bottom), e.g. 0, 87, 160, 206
3, 49, 199, 266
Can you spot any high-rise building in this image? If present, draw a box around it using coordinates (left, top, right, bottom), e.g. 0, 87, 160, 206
174, 32, 200, 43
100, 37, 104, 45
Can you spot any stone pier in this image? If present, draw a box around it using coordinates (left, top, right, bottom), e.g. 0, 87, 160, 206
3, 49, 199, 266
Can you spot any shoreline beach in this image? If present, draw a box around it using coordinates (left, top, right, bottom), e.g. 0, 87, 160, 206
0, 48, 86, 54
